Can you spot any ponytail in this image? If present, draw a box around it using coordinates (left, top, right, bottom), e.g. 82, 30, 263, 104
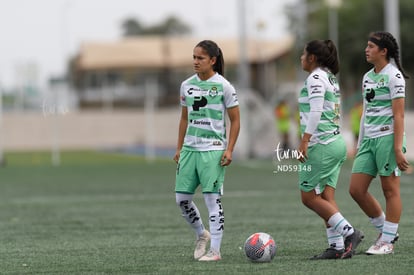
305, 39, 339, 75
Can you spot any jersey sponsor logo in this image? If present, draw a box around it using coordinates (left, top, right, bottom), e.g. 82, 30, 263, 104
311, 89, 322, 94
366, 108, 380, 113
191, 119, 211, 126
396, 73, 402, 79
363, 79, 376, 88
310, 85, 322, 89
365, 88, 375, 102
312, 74, 319, 79
395, 85, 405, 94
232, 92, 239, 102
187, 87, 203, 95
192, 96, 208, 111
212, 141, 222, 146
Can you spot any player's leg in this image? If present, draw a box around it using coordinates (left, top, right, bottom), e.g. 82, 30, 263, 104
367, 135, 402, 255
349, 173, 379, 217
175, 192, 210, 259
320, 186, 344, 253
175, 150, 210, 259
306, 136, 363, 259
366, 174, 401, 255
198, 150, 225, 261
349, 138, 381, 218
198, 193, 223, 261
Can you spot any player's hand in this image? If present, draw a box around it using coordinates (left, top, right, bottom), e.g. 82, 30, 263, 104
173, 150, 180, 164
395, 149, 410, 172
221, 150, 232, 166
297, 140, 308, 163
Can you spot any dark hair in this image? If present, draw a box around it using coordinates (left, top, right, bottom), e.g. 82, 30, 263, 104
305, 40, 339, 75
195, 40, 224, 75
369, 31, 409, 79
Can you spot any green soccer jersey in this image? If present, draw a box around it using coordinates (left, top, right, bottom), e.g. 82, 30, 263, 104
298, 68, 341, 146
180, 73, 239, 151
361, 63, 405, 138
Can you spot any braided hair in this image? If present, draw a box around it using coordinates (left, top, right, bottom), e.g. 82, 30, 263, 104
305, 39, 339, 75
369, 31, 409, 79
196, 40, 225, 75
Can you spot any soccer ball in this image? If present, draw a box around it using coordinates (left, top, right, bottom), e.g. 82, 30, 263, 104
244, 232, 276, 262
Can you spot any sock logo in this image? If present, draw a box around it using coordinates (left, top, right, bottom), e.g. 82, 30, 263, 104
343, 225, 353, 234
180, 200, 200, 224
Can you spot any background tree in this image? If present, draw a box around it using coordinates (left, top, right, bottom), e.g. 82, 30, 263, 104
120, 15, 192, 104
122, 18, 144, 36
121, 15, 191, 37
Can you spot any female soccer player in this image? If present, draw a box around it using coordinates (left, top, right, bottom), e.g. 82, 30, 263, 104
173, 40, 240, 261
298, 39, 363, 260
349, 31, 410, 255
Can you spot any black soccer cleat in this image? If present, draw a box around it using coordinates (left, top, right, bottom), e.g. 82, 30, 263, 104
391, 232, 399, 244
341, 229, 364, 259
310, 248, 344, 260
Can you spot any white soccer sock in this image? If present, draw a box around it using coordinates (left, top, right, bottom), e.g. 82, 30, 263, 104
326, 227, 345, 250
327, 212, 355, 238
204, 193, 224, 252
380, 221, 398, 244
369, 212, 385, 233
176, 193, 205, 237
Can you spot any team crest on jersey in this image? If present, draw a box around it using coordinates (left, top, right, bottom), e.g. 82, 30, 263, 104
209, 87, 218, 97
328, 75, 337, 85
377, 78, 385, 88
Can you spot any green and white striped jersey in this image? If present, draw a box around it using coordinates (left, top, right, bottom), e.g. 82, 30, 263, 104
361, 63, 405, 138
299, 68, 341, 146
180, 73, 239, 151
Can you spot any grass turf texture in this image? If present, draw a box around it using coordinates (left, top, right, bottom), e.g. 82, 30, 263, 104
0, 151, 413, 274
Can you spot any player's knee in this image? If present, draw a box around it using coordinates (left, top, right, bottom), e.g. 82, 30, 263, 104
349, 185, 363, 201
301, 197, 312, 209
300, 191, 314, 209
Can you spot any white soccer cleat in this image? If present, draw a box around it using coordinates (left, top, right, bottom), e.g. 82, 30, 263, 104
198, 249, 221, 261
194, 230, 210, 259
366, 241, 394, 255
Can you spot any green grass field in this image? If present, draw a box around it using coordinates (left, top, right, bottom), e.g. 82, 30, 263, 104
0, 151, 413, 274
